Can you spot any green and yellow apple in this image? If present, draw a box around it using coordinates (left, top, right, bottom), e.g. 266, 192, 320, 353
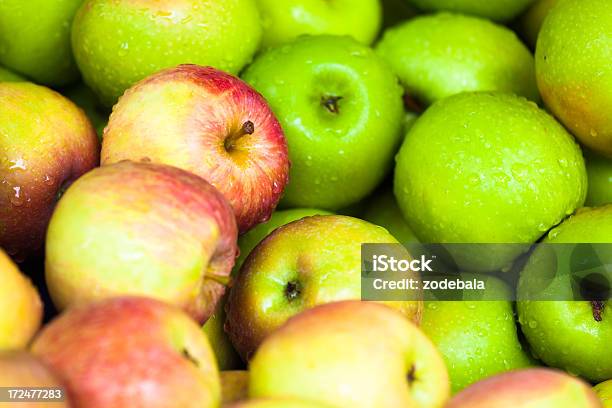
0, 249, 42, 350
228, 399, 333, 408
0, 0, 82, 86
255, 0, 381, 48
0, 66, 25, 82
31, 297, 220, 408
72, 0, 262, 106
518, 205, 612, 382
518, 0, 560, 49
63, 83, 109, 140
394, 92, 586, 271
536, 0, 612, 157
595, 380, 612, 408
226, 215, 423, 360
585, 150, 612, 206
447, 368, 602, 408
249, 301, 449, 408
0, 351, 70, 407
45, 161, 238, 323
221, 371, 249, 404
243, 35, 404, 210
102, 65, 290, 233
0, 82, 99, 260
421, 275, 534, 393
362, 189, 419, 245
376, 13, 539, 107
406, 0, 536, 22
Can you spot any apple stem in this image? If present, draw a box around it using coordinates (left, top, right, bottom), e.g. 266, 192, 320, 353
224, 120, 255, 152
321, 95, 342, 114
591, 300, 605, 322
407, 365, 416, 384
285, 281, 301, 301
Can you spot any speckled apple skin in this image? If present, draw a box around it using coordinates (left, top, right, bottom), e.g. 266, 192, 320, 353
102, 65, 289, 233
45, 161, 238, 323
0, 82, 99, 261
31, 297, 220, 408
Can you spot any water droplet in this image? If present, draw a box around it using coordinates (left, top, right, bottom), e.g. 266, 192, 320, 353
11, 186, 23, 206
528, 320, 538, 329
9, 158, 26, 170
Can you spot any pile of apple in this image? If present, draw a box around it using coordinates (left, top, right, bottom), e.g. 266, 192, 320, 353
1, 0, 611, 407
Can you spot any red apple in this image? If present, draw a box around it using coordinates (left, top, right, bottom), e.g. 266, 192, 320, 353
0, 82, 99, 261
101, 64, 290, 233
448, 368, 602, 408
45, 161, 238, 323
31, 297, 221, 408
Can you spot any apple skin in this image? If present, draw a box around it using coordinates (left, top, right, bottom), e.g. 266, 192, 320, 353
585, 150, 612, 206
376, 13, 539, 107
242, 35, 404, 211
203, 208, 331, 369
406, 0, 536, 22
72, 0, 262, 106
517, 205, 612, 382
536, 0, 612, 157
0, 82, 99, 261
362, 189, 419, 245
595, 380, 612, 408
45, 161, 238, 323
0, 0, 81, 86
226, 215, 423, 360
421, 275, 534, 393
221, 370, 249, 404
0, 249, 42, 350
249, 301, 449, 408
0, 66, 25, 82
31, 297, 221, 408
228, 399, 333, 408
0, 351, 71, 407
102, 64, 290, 233
447, 368, 602, 408
255, 0, 381, 48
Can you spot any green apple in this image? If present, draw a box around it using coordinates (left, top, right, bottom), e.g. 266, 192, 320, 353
226, 215, 423, 360
243, 35, 404, 210
595, 380, 612, 408
255, 0, 382, 48
45, 161, 238, 323
585, 150, 612, 206
0, 66, 25, 82
406, 0, 536, 22
0, 82, 99, 260
394, 92, 587, 271
536, 0, 612, 157
0, 249, 42, 350
32, 297, 221, 408
0, 351, 71, 407
249, 301, 450, 408
0, 0, 82, 86
517, 205, 612, 382
221, 370, 249, 405
448, 368, 602, 407
72, 0, 262, 106
63, 83, 109, 140
228, 399, 333, 408
202, 297, 243, 370
362, 189, 419, 245
518, 0, 560, 49
376, 13, 539, 108
421, 275, 534, 393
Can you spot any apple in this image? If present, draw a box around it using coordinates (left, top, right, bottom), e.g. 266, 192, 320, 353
518, 0, 560, 49
0, 249, 42, 350
203, 208, 331, 368
376, 13, 539, 107
517, 205, 612, 382
221, 370, 249, 404
0, 0, 81, 86
255, 0, 382, 48
362, 189, 419, 246
72, 0, 262, 106
585, 150, 612, 206
0, 351, 70, 407
63, 83, 109, 141
405, 0, 536, 22
226, 215, 423, 360
0, 81, 99, 261
0, 66, 25, 82
45, 161, 238, 323
242, 35, 404, 211
101, 64, 289, 233
31, 297, 220, 408
421, 274, 534, 393
249, 301, 449, 408
536, 0, 612, 157
447, 368, 602, 408
228, 398, 333, 408
595, 380, 612, 408
394, 92, 587, 271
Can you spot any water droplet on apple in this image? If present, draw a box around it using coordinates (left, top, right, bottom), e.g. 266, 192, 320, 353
9, 158, 27, 170
11, 186, 24, 206
528, 320, 538, 328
